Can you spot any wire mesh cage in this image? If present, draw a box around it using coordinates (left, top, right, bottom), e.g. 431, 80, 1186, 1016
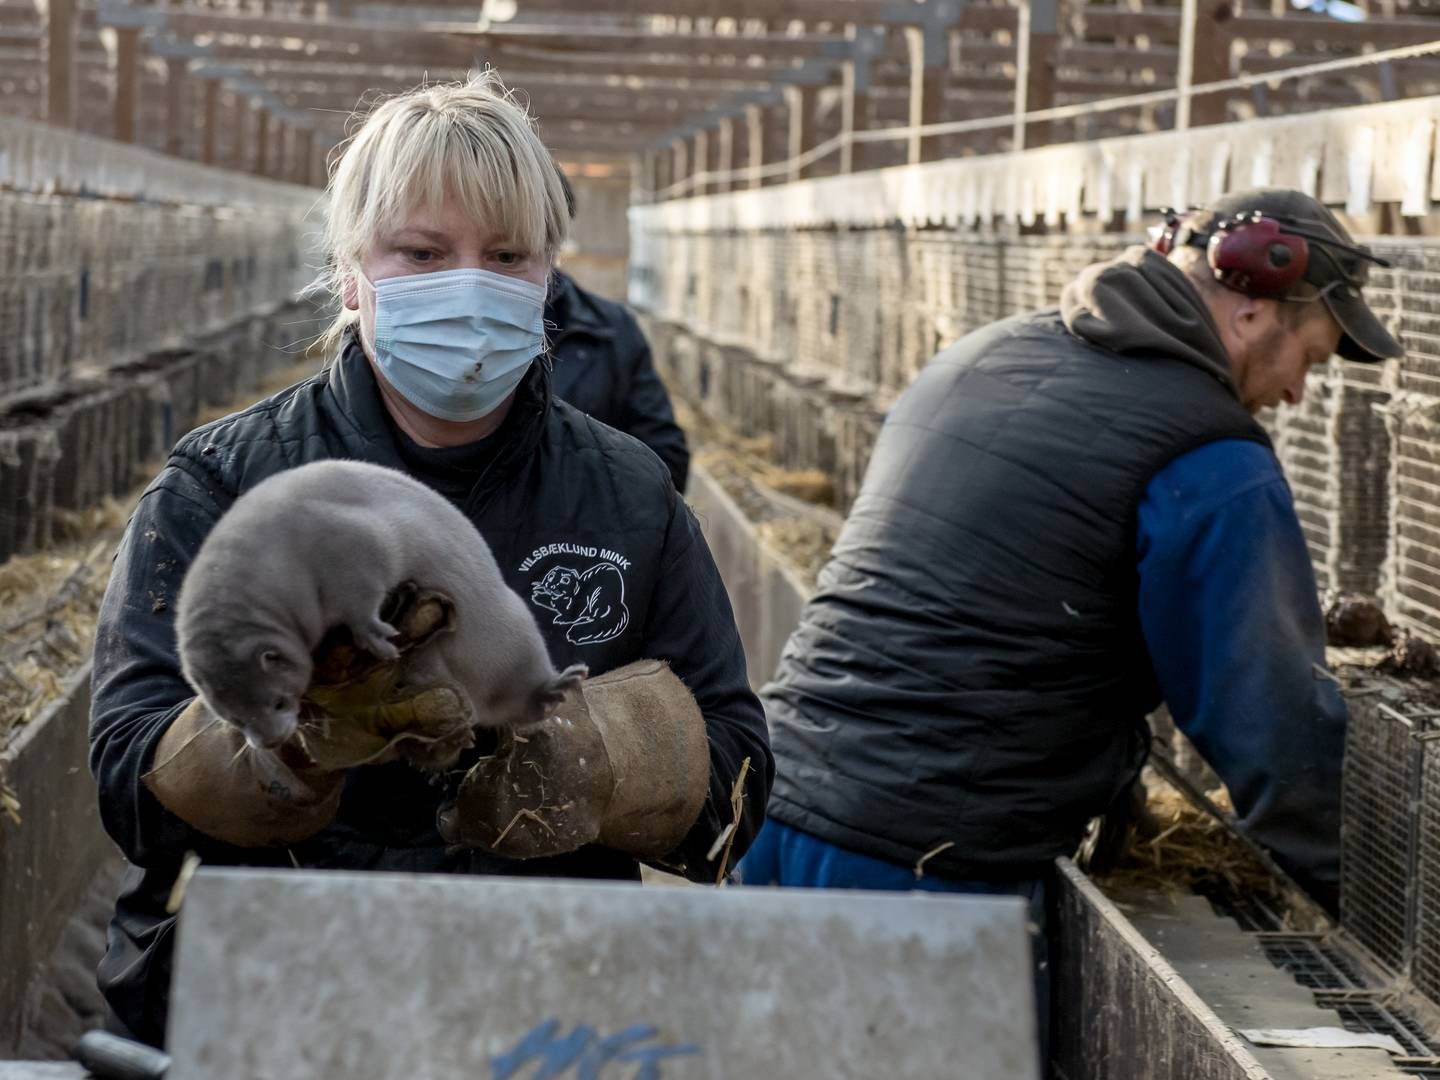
1341, 697, 1427, 975
1414, 735, 1440, 1004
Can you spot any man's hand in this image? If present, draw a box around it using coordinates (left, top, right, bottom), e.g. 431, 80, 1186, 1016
436, 660, 709, 860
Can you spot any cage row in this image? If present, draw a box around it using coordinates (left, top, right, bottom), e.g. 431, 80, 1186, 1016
0, 191, 316, 402
0, 302, 318, 565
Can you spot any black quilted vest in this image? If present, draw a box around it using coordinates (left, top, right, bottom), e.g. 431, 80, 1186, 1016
766, 300, 1271, 878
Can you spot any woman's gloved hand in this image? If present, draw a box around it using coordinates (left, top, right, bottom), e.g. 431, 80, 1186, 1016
436, 660, 709, 860
143, 583, 473, 848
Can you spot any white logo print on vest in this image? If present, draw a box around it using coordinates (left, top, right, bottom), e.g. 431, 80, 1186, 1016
519, 543, 632, 646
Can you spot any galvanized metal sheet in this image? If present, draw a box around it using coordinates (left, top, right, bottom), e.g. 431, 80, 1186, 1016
168, 868, 1038, 1080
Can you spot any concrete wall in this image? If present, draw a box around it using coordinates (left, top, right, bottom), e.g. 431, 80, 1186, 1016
0, 666, 107, 1057
686, 465, 811, 691
1050, 860, 1273, 1080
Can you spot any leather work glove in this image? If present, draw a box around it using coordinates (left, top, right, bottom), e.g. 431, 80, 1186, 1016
297, 583, 474, 772
435, 659, 710, 860
143, 584, 472, 848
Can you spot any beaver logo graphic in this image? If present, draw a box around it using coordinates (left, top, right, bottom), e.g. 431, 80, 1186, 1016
530, 562, 630, 645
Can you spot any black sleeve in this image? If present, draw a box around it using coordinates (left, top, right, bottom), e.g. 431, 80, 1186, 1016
88, 464, 222, 866
615, 313, 691, 493
641, 491, 773, 881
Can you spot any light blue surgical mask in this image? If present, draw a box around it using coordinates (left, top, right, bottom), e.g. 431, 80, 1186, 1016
364, 267, 547, 422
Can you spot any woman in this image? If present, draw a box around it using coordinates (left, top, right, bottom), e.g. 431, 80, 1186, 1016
88, 75, 771, 1046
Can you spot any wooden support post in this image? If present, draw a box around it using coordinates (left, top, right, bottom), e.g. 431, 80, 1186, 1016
165, 58, 187, 156
1187, 1, 1233, 127
840, 60, 862, 174
273, 119, 289, 182
254, 107, 271, 177
201, 78, 220, 165
671, 137, 689, 198
692, 129, 709, 197
839, 27, 881, 174
1013, 0, 1058, 151
785, 84, 819, 183
639, 150, 656, 202
654, 145, 672, 200
311, 137, 328, 190
231, 93, 249, 172
297, 126, 315, 185
904, 23, 947, 165
714, 117, 734, 195
41, 0, 78, 129
112, 27, 140, 144
745, 102, 766, 190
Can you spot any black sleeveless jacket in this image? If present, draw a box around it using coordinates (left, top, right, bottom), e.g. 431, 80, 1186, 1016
765, 250, 1269, 879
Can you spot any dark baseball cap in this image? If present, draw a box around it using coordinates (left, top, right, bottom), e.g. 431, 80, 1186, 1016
1189, 188, 1403, 363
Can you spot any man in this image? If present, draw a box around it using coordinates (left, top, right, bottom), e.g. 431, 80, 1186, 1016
89, 77, 770, 1047
741, 188, 1402, 917
547, 173, 690, 491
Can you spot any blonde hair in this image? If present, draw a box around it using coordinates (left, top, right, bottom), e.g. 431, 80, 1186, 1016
314, 72, 569, 355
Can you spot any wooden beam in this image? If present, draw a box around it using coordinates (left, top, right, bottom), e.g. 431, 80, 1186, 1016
714, 116, 734, 194
454, 27, 851, 61
297, 126, 316, 185
526, 100, 726, 125
745, 101, 767, 189
839, 58, 860, 174
231, 92, 249, 172
276, 119, 291, 182
263, 69, 769, 96
201, 76, 220, 164
500, 85, 738, 111
273, 83, 735, 117
210, 49, 788, 84
903, 23, 945, 165
536, 137, 649, 157
165, 57, 187, 156
141, 7, 848, 62
1014, 0, 1058, 151
691, 128, 709, 196
400, 0, 1020, 32
467, 0, 898, 21
42, 0, 78, 129
153, 8, 474, 60
1060, 43, 1179, 73
488, 52, 788, 83
785, 83, 818, 183
653, 144, 672, 199
539, 119, 683, 139
111, 26, 140, 143
254, 105, 271, 177
671, 136, 689, 197
0, 4, 43, 27
839, 24, 884, 173
1078, 9, 1440, 51
948, 40, 1014, 69
1188, 0, 1233, 127
639, 149, 658, 201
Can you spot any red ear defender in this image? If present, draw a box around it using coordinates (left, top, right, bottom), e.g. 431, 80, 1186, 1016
1150, 208, 1184, 255
1207, 216, 1310, 298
